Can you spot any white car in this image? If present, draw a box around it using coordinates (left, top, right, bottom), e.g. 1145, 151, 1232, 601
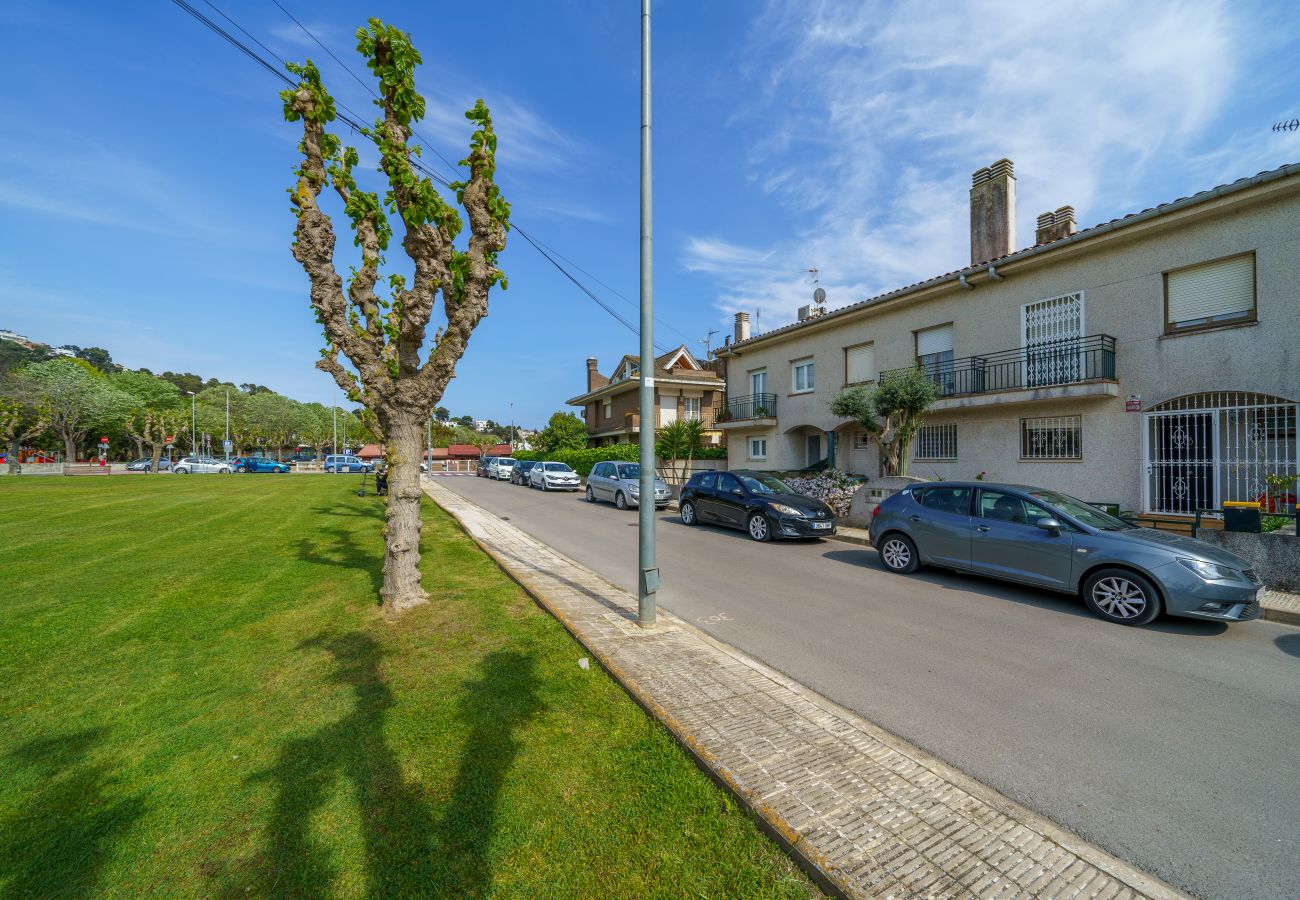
173, 456, 232, 474
528, 461, 581, 491
489, 458, 516, 480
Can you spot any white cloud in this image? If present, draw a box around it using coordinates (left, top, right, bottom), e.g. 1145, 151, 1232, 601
686, 0, 1296, 331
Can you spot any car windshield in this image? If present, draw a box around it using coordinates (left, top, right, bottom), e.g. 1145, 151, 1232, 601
499, 459, 514, 466
520, 461, 536, 470
544, 462, 573, 472
616, 464, 640, 479
739, 474, 797, 495
1026, 489, 1135, 530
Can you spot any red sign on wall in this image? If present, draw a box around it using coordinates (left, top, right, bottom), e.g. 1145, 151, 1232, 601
1124, 395, 1142, 412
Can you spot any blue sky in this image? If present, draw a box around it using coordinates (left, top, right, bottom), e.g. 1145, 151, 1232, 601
2, 0, 1297, 427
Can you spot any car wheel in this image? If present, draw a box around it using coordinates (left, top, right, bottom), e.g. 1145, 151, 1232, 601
878, 533, 919, 574
236, 465, 246, 473
680, 500, 697, 526
542, 480, 549, 492
585, 486, 596, 503
1082, 568, 1162, 626
747, 512, 771, 542
615, 491, 628, 510
176, 468, 188, 475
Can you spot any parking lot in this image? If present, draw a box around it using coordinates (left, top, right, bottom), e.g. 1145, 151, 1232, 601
439, 472, 1300, 900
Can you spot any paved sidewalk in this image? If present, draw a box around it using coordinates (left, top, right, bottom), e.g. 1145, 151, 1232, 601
425, 479, 1186, 899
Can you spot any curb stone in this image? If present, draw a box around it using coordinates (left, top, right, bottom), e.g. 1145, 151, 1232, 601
424, 478, 1190, 900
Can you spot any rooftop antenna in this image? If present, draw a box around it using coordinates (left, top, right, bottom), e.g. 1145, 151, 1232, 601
805, 266, 826, 308
699, 329, 719, 358
1273, 117, 1299, 133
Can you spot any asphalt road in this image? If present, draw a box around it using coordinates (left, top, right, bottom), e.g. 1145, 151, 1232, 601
438, 474, 1300, 899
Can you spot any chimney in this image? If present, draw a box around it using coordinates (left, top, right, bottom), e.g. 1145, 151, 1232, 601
970, 158, 1016, 265
586, 357, 608, 391
734, 311, 751, 343
1034, 205, 1077, 245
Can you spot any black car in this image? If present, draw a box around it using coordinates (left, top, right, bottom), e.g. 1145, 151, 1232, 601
679, 469, 837, 541
476, 456, 494, 477
511, 460, 539, 485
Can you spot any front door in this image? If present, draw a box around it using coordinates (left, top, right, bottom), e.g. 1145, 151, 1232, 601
909, 485, 973, 568
970, 489, 1074, 589
713, 473, 747, 528
1147, 412, 1214, 515
806, 434, 821, 466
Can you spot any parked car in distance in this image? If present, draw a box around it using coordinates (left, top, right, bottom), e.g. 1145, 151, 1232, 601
232, 456, 289, 473
529, 461, 581, 491
586, 461, 671, 510
488, 457, 516, 480
173, 456, 232, 475
323, 454, 373, 474
126, 457, 172, 472
869, 482, 1264, 626
476, 456, 495, 478
680, 470, 836, 541
511, 460, 538, 485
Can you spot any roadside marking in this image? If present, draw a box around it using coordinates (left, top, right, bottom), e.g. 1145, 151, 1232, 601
696, 612, 733, 625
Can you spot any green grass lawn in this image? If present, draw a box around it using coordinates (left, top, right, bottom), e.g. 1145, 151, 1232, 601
0, 475, 817, 899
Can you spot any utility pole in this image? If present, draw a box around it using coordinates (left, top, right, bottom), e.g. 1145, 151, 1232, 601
332, 406, 337, 473
637, 0, 659, 627
186, 392, 196, 458
224, 389, 230, 461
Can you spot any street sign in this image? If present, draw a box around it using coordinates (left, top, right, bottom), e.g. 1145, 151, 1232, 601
165, 435, 174, 443
223, 440, 233, 453
99, 436, 109, 444
1125, 394, 1142, 412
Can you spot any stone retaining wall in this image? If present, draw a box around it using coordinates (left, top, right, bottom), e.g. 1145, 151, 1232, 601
1193, 529, 1300, 591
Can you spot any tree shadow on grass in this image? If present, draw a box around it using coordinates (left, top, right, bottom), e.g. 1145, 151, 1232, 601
225, 635, 541, 898
296, 527, 384, 597
0, 728, 144, 900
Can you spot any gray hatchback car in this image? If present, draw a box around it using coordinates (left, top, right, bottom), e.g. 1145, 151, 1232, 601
586, 461, 671, 509
869, 482, 1263, 626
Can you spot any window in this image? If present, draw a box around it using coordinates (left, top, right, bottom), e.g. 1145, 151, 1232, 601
792, 358, 815, 393
718, 473, 743, 493
915, 324, 954, 395
682, 397, 701, 420
592, 463, 609, 477
749, 437, 768, 459
1166, 253, 1255, 333
698, 472, 717, 490
1020, 415, 1082, 459
602, 398, 612, 419
845, 343, 875, 385
917, 486, 971, 515
750, 369, 767, 396
915, 423, 957, 460
978, 489, 1059, 528
852, 432, 872, 450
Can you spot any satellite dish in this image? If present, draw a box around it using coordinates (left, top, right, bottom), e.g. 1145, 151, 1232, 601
813, 287, 826, 305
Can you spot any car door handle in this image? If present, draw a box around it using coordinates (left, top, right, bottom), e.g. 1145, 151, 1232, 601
975, 525, 990, 533
909, 515, 923, 522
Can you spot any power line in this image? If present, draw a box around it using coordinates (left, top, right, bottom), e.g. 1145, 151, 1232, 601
172, 0, 681, 352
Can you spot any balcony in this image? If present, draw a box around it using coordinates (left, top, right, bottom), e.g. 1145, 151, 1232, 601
878, 334, 1118, 410
714, 393, 778, 429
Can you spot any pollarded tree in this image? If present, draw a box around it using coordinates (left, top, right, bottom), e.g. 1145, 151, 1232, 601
0, 394, 50, 474
8, 359, 131, 463
125, 408, 189, 472
283, 20, 509, 615
828, 367, 939, 477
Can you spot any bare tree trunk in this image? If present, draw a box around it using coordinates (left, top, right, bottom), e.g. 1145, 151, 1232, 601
133, 436, 145, 459
380, 416, 428, 615
7, 439, 18, 475
63, 435, 77, 464
150, 444, 163, 473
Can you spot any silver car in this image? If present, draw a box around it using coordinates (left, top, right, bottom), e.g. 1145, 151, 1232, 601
586, 461, 671, 510
488, 458, 516, 480
529, 461, 581, 491
869, 482, 1263, 626
173, 456, 232, 475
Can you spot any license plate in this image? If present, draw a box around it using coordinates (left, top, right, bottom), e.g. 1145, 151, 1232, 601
812, 521, 832, 530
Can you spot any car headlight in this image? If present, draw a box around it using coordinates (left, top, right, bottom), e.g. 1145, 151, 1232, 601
770, 503, 803, 516
1176, 557, 1239, 582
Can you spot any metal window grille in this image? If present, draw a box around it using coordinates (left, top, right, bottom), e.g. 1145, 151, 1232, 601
1020, 415, 1082, 459
915, 424, 957, 460
1145, 392, 1297, 514
853, 431, 872, 450
1023, 292, 1083, 387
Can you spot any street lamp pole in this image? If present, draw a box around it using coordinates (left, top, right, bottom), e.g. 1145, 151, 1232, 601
332, 406, 337, 473
637, 0, 658, 627
186, 391, 196, 458
224, 389, 230, 461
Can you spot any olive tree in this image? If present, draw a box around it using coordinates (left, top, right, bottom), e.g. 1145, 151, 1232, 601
284, 20, 509, 615
829, 367, 939, 477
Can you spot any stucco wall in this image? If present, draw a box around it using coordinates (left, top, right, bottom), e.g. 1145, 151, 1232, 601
719, 179, 1300, 510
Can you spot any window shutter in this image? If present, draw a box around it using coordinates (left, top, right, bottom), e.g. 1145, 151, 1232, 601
1167, 256, 1254, 325
846, 345, 875, 383
916, 324, 953, 357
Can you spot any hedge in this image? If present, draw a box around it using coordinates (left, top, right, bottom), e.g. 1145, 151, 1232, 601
510, 443, 724, 477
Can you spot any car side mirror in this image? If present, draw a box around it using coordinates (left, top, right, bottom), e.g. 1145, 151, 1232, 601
731, 488, 744, 496
1036, 518, 1063, 535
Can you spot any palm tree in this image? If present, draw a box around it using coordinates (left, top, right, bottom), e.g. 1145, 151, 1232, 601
655, 418, 705, 484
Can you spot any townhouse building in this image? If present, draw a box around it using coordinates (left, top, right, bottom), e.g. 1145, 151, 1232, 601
715, 159, 1300, 517
568, 345, 726, 447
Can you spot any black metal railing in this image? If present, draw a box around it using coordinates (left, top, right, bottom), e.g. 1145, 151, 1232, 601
715, 392, 778, 422
879, 334, 1116, 398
